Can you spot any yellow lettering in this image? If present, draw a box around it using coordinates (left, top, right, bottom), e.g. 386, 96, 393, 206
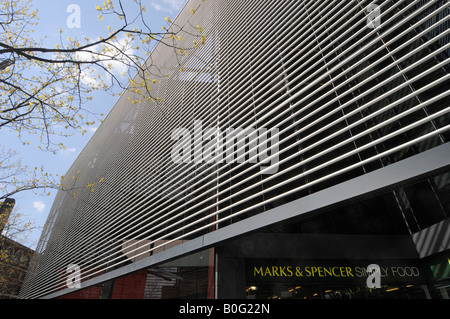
317, 267, 324, 277
272, 266, 280, 277
346, 267, 354, 277
254, 264, 355, 279
305, 267, 311, 277
332, 267, 340, 277
254, 267, 264, 277
287, 266, 293, 277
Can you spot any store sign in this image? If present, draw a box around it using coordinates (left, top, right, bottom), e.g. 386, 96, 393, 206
246, 259, 427, 285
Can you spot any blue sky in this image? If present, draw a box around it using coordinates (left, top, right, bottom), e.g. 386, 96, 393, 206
1, 0, 187, 249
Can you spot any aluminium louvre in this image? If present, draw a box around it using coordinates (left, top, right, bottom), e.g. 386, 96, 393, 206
22, 0, 450, 298
20, 0, 450, 299
22, 1, 450, 298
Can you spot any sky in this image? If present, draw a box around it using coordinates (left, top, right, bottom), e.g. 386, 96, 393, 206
1, 0, 188, 249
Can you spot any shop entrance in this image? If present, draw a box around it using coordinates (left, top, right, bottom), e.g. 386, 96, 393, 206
245, 283, 432, 299
243, 258, 431, 299
216, 233, 437, 299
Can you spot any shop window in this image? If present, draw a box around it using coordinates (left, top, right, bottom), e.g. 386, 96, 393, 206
431, 172, 450, 216
330, 191, 409, 235
245, 284, 431, 299
434, 281, 450, 299
402, 180, 447, 230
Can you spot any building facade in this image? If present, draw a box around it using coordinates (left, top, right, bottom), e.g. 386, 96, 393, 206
20, 0, 450, 299
1, 199, 34, 299
0, 236, 34, 299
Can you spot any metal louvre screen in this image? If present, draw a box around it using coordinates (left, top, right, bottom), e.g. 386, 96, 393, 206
20, 0, 450, 299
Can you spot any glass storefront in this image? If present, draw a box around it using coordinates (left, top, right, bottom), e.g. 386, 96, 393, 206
58, 249, 214, 299
243, 257, 433, 299
230, 169, 450, 300
142, 249, 214, 299
434, 281, 450, 299
245, 283, 432, 299
59, 169, 450, 299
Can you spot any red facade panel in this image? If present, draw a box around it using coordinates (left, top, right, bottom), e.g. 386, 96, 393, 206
111, 270, 147, 299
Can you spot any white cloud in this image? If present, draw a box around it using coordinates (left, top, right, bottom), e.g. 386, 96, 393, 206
80, 69, 100, 86
151, 0, 186, 12
60, 147, 77, 153
58, 147, 77, 156
74, 35, 135, 83
164, 0, 186, 11
33, 201, 46, 213
103, 36, 135, 76
150, 2, 165, 12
